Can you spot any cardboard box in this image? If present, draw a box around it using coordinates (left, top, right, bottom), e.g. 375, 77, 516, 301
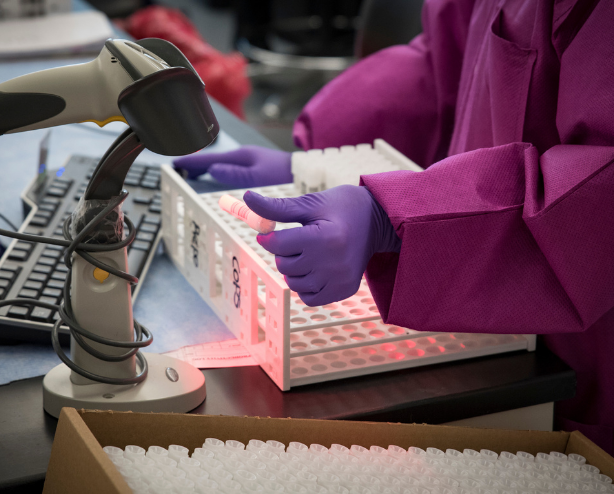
43, 408, 614, 494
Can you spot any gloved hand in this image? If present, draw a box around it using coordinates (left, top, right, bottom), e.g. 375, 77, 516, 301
244, 185, 401, 306
173, 145, 292, 187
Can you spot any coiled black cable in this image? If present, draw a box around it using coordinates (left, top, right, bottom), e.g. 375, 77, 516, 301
0, 190, 153, 385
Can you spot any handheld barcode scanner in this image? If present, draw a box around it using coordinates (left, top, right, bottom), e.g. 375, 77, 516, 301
0, 39, 215, 417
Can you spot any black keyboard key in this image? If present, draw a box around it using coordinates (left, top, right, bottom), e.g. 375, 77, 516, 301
42, 249, 62, 259
133, 196, 151, 205
42, 197, 61, 206
46, 187, 67, 197
15, 242, 33, 253
36, 210, 54, 220
8, 249, 29, 262
51, 271, 67, 281
18, 289, 38, 299
0, 265, 20, 287
8, 306, 30, 319
140, 223, 159, 234
0, 270, 16, 281
141, 180, 159, 189
29, 272, 48, 282
53, 177, 72, 186
43, 287, 62, 299
39, 296, 58, 305
33, 264, 53, 275
46, 279, 65, 290
126, 171, 143, 180
29, 215, 49, 227
31, 307, 53, 323
124, 177, 140, 187
23, 280, 43, 291
46, 244, 64, 251
38, 257, 57, 266
127, 248, 148, 276
55, 264, 69, 273
148, 204, 162, 214
143, 215, 161, 225
144, 176, 160, 185
38, 203, 57, 213
132, 240, 150, 251
136, 232, 155, 242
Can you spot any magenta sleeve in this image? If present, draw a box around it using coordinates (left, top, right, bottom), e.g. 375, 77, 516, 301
293, 0, 475, 168
362, 144, 614, 335
360, 0, 614, 335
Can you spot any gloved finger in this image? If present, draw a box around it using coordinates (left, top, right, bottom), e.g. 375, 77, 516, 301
299, 281, 354, 307
173, 148, 252, 178
257, 225, 317, 256
284, 272, 326, 294
275, 254, 311, 277
172, 154, 217, 179
244, 191, 316, 224
208, 164, 255, 187
298, 288, 332, 307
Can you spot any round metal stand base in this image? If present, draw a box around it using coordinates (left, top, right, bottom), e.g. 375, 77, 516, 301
42, 353, 206, 418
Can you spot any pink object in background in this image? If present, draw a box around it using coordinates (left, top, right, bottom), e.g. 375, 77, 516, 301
119, 6, 250, 119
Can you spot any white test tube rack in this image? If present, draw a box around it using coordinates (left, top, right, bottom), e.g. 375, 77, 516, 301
161, 140, 536, 391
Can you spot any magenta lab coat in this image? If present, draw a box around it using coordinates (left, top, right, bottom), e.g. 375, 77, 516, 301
293, 0, 614, 453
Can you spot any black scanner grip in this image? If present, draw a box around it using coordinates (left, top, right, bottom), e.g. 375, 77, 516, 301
0, 91, 65, 135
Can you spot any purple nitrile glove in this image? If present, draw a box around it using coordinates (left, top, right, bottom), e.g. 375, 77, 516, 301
173, 145, 293, 187
244, 185, 401, 306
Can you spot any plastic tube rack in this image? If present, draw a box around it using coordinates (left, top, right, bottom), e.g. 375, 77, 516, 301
291, 139, 423, 193
161, 141, 536, 391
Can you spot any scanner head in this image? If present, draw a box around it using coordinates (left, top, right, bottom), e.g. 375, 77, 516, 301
118, 66, 219, 156
110, 38, 219, 156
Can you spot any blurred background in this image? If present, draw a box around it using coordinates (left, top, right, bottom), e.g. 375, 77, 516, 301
86, 0, 424, 151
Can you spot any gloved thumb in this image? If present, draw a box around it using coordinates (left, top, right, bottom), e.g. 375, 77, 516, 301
244, 191, 315, 224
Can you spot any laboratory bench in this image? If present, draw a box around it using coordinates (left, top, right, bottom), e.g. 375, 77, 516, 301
0, 42, 575, 494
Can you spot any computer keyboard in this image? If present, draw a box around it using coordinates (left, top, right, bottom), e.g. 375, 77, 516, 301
0, 155, 162, 345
